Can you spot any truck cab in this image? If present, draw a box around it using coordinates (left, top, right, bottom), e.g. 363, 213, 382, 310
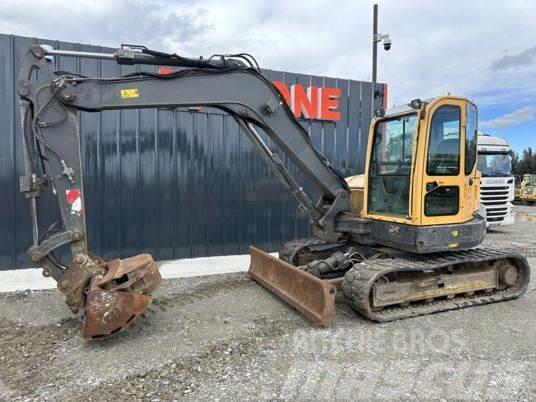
476, 134, 515, 227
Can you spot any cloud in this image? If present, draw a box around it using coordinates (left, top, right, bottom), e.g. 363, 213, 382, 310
480, 107, 536, 129
1, 0, 536, 113
491, 46, 536, 70
0, 0, 213, 53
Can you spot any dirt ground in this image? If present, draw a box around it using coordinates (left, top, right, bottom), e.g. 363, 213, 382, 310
1, 205, 535, 401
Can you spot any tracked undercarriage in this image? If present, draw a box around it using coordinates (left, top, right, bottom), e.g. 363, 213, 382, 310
274, 239, 530, 322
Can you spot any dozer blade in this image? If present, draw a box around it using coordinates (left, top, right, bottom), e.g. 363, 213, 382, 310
248, 246, 337, 326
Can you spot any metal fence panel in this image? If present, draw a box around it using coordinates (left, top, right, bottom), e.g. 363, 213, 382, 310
0, 33, 385, 269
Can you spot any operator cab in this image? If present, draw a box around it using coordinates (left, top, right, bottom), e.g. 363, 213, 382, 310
365, 96, 479, 227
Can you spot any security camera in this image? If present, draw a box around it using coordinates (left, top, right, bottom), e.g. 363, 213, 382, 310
383, 37, 392, 51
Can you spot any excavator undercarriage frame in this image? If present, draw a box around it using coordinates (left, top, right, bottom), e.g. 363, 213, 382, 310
250, 241, 530, 325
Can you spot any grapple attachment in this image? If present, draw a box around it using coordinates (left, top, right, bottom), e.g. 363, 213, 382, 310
58, 254, 162, 340
83, 289, 153, 340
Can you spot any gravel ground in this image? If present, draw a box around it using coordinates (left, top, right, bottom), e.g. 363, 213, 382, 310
1, 205, 535, 400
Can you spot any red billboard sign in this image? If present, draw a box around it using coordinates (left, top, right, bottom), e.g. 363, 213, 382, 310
272, 81, 341, 121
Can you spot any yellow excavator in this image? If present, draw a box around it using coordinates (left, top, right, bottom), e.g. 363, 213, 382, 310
520, 175, 536, 204
17, 44, 530, 339
515, 174, 531, 202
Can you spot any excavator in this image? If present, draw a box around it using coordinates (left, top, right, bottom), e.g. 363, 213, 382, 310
17, 44, 530, 340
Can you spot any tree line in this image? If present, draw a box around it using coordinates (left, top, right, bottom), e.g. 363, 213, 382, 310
511, 147, 536, 176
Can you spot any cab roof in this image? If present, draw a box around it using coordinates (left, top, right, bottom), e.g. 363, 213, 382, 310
478, 133, 510, 147
383, 95, 473, 118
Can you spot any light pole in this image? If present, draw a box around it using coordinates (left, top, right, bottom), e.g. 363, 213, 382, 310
372, 4, 391, 91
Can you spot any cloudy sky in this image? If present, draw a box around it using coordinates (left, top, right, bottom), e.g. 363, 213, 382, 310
1, 0, 535, 152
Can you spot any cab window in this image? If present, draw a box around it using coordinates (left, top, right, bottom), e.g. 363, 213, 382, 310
427, 105, 461, 175
465, 103, 478, 175
368, 113, 417, 217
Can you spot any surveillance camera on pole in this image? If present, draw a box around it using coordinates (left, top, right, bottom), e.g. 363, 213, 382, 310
372, 4, 391, 84
371, 4, 391, 115
374, 34, 391, 51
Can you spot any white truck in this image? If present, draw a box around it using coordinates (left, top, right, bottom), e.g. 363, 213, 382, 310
477, 134, 515, 227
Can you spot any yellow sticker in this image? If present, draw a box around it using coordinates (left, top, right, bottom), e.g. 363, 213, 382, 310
449, 242, 458, 248
120, 88, 139, 99
451, 230, 459, 237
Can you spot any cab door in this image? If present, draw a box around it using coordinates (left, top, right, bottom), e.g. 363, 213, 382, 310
420, 99, 468, 225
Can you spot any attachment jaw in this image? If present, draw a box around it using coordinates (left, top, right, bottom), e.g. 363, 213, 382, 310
58, 254, 162, 340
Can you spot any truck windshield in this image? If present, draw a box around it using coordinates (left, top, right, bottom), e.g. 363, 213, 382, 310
477, 153, 511, 177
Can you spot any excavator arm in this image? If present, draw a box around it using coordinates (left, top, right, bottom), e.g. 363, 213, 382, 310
17, 44, 354, 339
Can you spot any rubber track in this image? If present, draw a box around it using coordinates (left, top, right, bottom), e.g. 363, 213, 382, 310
341, 248, 531, 322
279, 238, 328, 265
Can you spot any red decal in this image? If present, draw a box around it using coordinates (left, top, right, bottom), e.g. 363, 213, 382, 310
66, 189, 80, 204
159, 67, 176, 75
66, 189, 82, 216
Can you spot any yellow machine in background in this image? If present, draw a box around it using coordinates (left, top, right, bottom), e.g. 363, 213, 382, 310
521, 175, 536, 204
515, 174, 532, 202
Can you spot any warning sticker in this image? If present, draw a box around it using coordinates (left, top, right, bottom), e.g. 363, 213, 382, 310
120, 88, 139, 99
66, 189, 82, 216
